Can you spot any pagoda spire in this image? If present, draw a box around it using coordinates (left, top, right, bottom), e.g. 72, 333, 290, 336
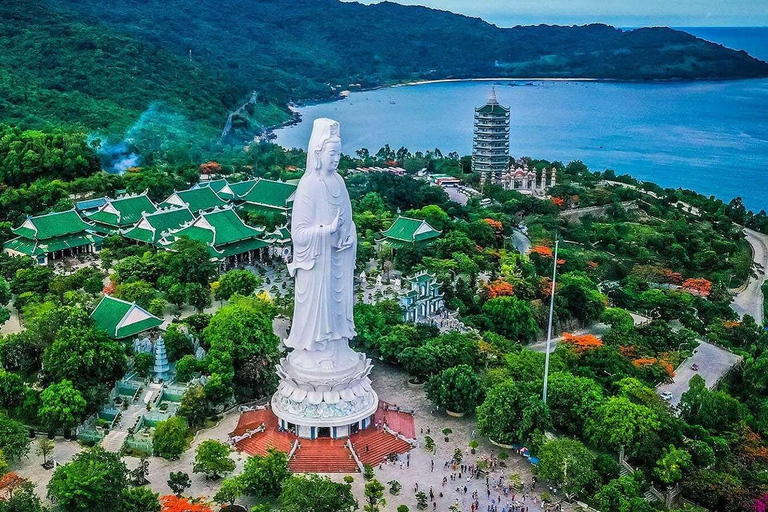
488, 86, 499, 105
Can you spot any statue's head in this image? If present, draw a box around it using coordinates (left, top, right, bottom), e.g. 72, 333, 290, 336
306, 118, 341, 176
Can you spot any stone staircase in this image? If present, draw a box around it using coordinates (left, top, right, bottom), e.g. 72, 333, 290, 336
288, 438, 358, 473
350, 428, 412, 466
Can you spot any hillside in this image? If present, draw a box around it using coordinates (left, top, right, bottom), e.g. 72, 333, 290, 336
0, 1, 289, 139
2, 0, 766, 148
50, 0, 768, 106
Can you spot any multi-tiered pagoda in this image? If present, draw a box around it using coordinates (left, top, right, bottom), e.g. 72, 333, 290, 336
472, 88, 510, 184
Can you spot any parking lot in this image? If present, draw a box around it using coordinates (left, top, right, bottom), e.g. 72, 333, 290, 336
657, 340, 742, 407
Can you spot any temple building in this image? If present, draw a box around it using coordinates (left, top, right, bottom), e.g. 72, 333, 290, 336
398, 271, 444, 323
159, 206, 271, 270
501, 160, 557, 196
380, 215, 441, 249
3, 210, 104, 264
238, 178, 297, 221
159, 186, 228, 214
86, 192, 157, 233
91, 295, 163, 340
122, 207, 196, 245
264, 225, 293, 261
472, 88, 510, 184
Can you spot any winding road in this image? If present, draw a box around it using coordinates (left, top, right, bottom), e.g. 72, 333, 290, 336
731, 228, 768, 324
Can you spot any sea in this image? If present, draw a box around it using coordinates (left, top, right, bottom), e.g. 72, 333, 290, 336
274, 27, 768, 212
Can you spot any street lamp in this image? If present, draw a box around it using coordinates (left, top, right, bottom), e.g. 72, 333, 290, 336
542, 237, 560, 404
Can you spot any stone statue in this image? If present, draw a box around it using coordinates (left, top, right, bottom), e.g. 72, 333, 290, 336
272, 118, 378, 437
285, 118, 358, 373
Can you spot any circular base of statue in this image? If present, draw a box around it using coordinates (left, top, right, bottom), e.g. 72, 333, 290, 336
271, 388, 379, 439
271, 351, 379, 439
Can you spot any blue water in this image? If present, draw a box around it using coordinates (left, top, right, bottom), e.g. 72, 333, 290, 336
275, 28, 768, 211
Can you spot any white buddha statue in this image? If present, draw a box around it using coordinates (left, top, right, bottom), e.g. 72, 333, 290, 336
285, 118, 359, 374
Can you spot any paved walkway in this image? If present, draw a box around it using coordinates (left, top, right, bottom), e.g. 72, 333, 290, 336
656, 340, 743, 407
731, 228, 768, 324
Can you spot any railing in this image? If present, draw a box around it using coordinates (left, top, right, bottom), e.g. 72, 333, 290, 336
229, 425, 265, 445
346, 439, 365, 473
288, 439, 299, 460
382, 423, 417, 447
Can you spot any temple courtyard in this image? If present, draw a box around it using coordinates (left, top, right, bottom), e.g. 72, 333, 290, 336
9, 363, 570, 511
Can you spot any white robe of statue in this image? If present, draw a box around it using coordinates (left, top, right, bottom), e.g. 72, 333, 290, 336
286, 118, 358, 373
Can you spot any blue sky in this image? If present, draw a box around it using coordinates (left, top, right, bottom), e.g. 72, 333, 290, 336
348, 0, 768, 27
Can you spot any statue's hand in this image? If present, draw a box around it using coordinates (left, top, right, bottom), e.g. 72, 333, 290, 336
328, 208, 344, 234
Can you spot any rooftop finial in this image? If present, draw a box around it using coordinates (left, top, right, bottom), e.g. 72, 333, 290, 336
488, 86, 498, 105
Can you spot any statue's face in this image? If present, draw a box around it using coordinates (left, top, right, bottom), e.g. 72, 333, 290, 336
319, 141, 341, 174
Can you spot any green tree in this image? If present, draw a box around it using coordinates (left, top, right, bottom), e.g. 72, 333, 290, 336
278, 474, 358, 512
48, 446, 128, 512
174, 355, 198, 382
363, 479, 387, 512
113, 280, 157, 309
203, 295, 280, 401
558, 271, 606, 325
586, 397, 660, 458
537, 438, 596, 500
240, 448, 289, 499
167, 471, 191, 497
42, 308, 127, 407
679, 375, 742, 433
133, 353, 154, 379
39, 380, 87, 435
165, 283, 188, 312
213, 476, 243, 506
481, 296, 539, 342
546, 372, 605, 435
0, 412, 31, 461
37, 437, 55, 466
193, 440, 235, 479
178, 383, 209, 427
0, 481, 48, 512
476, 380, 550, 445
163, 324, 194, 361
0, 368, 26, 409
425, 364, 484, 414
168, 238, 216, 286
121, 487, 160, 512
153, 417, 187, 459
215, 270, 261, 301
594, 474, 651, 512
654, 445, 692, 485
186, 282, 211, 313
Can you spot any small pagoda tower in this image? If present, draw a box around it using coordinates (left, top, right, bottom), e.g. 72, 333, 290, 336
153, 338, 170, 381
472, 88, 510, 184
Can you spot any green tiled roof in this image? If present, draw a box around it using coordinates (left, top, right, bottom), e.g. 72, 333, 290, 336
381, 216, 441, 244
87, 194, 156, 228
11, 210, 94, 240
196, 179, 235, 200
160, 187, 227, 213
210, 237, 270, 259
122, 207, 195, 244
171, 208, 264, 246
228, 180, 258, 199
476, 104, 510, 114
265, 225, 291, 242
91, 295, 162, 339
240, 179, 296, 210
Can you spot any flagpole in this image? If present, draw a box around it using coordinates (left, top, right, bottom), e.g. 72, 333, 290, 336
542, 237, 559, 403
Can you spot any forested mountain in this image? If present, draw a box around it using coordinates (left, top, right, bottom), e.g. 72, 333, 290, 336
2, 0, 767, 143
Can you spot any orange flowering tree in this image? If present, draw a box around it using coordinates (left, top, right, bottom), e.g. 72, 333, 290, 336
160, 495, 213, 512
681, 278, 712, 297
562, 333, 603, 353
530, 245, 553, 258
485, 279, 514, 299
199, 161, 222, 175
551, 197, 565, 208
